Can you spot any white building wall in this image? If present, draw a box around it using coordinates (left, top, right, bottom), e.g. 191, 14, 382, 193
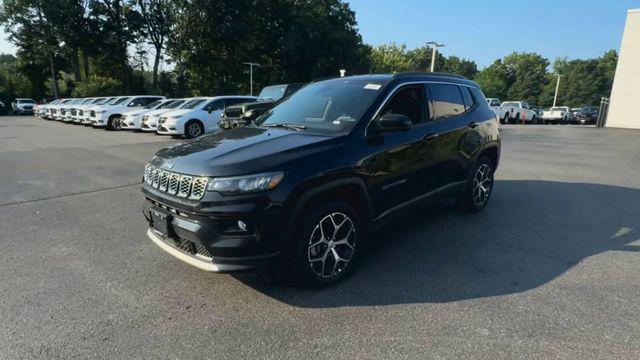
607, 9, 640, 129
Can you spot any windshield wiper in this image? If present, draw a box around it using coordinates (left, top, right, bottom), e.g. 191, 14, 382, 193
262, 123, 306, 131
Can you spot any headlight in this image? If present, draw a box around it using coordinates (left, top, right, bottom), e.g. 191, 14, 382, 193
96, 110, 106, 114
242, 110, 255, 118
206, 172, 284, 194
170, 115, 183, 119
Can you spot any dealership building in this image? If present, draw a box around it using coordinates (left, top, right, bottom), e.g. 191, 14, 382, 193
607, 9, 640, 129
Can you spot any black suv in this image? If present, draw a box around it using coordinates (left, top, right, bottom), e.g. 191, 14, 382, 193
142, 73, 500, 286
218, 83, 304, 129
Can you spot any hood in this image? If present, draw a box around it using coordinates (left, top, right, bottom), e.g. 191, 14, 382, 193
227, 100, 274, 112
152, 126, 340, 176
160, 109, 191, 118
146, 108, 175, 117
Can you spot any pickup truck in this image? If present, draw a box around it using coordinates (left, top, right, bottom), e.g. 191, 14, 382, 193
493, 101, 539, 124
218, 83, 304, 129
542, 106, 575, 124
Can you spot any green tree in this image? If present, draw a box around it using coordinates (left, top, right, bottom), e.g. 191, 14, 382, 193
474, 59, 511, 100
503, 52, 549, 104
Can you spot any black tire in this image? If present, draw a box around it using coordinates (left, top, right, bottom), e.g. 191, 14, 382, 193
455, 157, 495, 213
531, 115, 537, 124
184, 120, 204, 139
514, 113, 520, 124
288, 201, 362, 287
106, 115, 118, 130
502, 114, 509, 124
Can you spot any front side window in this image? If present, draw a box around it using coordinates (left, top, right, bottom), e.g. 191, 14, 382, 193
379, 86, 425, 124
110, 97, 131, 105
181, 99, 206, 109
144, 100, 162, 109
256, 81, 380, 134
428, 84, 465, 120
204, 99, 224, 111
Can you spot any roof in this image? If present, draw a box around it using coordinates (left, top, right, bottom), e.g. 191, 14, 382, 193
320, 72, 478, 88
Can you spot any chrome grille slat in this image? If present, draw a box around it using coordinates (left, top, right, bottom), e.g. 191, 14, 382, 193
159, 171, 170, 191
189, 177, 208, 200
152, 168, 162, 188
168, 173, 180, 195
178, 176, 193, 198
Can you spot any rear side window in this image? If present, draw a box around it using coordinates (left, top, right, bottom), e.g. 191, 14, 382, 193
427, 84, 465, 120
460, 87, 475, 110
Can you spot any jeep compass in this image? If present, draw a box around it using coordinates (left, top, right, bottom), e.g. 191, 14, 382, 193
142, 73, 501, 286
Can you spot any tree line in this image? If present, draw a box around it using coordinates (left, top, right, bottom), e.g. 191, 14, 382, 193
0, 0, 618, 108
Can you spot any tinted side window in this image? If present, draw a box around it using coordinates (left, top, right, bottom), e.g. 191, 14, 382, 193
428, 84, 465, 120
380, 86, 425, 124
205, 99, 224, 111
460, 87, 475, 110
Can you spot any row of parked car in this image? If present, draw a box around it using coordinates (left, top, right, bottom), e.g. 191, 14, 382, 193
486, 98, 599, 125
32, 83, 303, 138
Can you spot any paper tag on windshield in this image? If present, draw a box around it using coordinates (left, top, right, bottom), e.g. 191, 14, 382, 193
364, 83, 382, 90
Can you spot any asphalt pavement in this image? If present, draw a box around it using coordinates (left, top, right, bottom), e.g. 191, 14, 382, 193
1, 116, 639, 359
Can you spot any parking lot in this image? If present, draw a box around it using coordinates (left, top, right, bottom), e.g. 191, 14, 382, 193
1, 116, 640, 359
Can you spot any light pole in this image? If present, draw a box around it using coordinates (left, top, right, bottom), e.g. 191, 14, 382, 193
242, 62, 260, 96
552, 74, 562, 107
426, 42, 444, 72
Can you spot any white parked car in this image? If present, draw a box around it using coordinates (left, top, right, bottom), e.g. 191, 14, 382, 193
81, 97, 115, 125
494, 101, 539, 124
157, 96, 256, 138
542, 106, 575, 124
73, 98, 104, 124
54, 98, 79, 121
61, 99, 84, 122
140, 98, 190, 132
35, 99, 60, 118
47, 99, 72, 120
12, 98, 36, 114
91, 95, 165, 130
120, 99, 175, 130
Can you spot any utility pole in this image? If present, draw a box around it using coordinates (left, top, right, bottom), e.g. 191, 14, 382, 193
242, 62, 260, 96
426, 42, 444, 72
553, 74, 562, 107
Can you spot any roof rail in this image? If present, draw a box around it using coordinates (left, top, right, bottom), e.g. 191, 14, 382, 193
394, 71, 466, 79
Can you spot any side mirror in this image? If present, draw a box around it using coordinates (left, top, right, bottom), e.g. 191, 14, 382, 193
376, 113, 412, 132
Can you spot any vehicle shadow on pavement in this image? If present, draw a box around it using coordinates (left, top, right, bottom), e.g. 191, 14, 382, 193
236, 180, 640, 307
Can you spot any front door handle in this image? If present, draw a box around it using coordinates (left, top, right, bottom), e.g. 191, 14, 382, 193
423, 133, 439, 141
468, 121, 479, 128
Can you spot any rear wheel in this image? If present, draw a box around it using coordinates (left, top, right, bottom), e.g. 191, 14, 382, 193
502, 114, 509, 124
456, 157, 495, 213
289, 201, 362, 287
184, 120, 204, 139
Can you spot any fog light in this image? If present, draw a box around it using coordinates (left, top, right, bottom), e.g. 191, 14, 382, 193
237, 220, 247, 231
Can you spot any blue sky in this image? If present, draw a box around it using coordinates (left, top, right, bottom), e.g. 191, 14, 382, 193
1, 0, 638, 68
348, 0, 639, 67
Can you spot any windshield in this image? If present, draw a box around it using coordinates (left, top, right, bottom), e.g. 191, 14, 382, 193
502, 102, 518, 107
258, 85, 287, 101
82, 98, 95, 104
94, 98, 112, 105
144, 100, 162, 109
18, 99, 35, 104
256, 81, 380, 135
181, 99, 206, 109
109, 97, 130, 105
164, 100, 186, 109
550, 107, 565, 112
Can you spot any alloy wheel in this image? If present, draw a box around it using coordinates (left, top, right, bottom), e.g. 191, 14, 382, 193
472, 163, 493, 206
307, 212, 356, 279
187, 123, 202, 138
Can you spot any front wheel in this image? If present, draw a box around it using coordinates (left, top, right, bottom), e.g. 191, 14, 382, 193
290, 202, 362, 287
456, 157, 495, 213
184, 120, 204, 139
502, 114, 509, 124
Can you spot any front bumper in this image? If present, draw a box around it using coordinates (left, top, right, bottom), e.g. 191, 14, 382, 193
92, 114, 107, 127
157, 122, 182, 135
140, 120, 159, 132
142, 188, 286, 272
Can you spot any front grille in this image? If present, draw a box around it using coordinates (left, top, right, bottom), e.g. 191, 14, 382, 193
225, 108, 243, 118
90, 110, 96, 117
70, 109, 77, 115
172, 237, 212, 259
142, 115, 148, 122
78, 110, 84, 116
60, 109, 66, 115
159, 117, 167, 124
144, 164, 208, 200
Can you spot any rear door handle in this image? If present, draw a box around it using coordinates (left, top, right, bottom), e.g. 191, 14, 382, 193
468, 121, 479, 128
423, 133, 439, 141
